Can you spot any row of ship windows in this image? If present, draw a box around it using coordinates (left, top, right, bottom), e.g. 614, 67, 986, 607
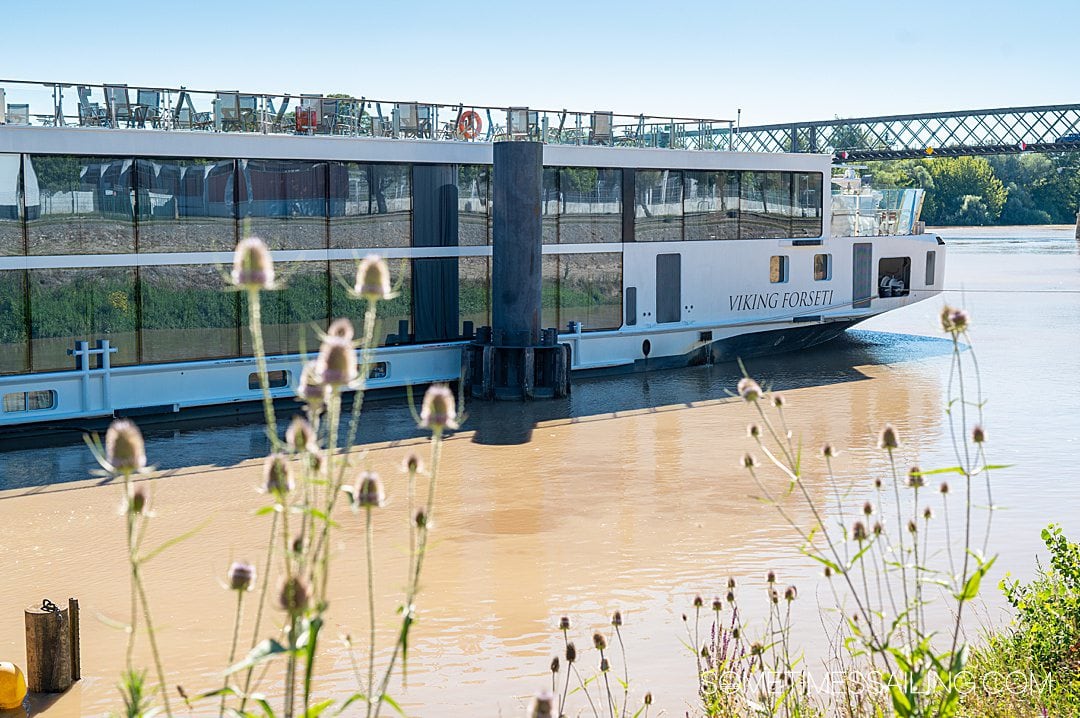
0, 154, 823, 255
0, 254, 623, 376
769, 254, 834, 284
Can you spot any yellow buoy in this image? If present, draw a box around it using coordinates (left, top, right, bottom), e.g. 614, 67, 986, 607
925, 146, 934, 155
0, 662, 27, 710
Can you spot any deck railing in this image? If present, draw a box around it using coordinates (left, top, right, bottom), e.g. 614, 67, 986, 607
0, 79, 737, 150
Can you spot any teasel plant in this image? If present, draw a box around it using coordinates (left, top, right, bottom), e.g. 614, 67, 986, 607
85, 418, 208, 718
733, 305, 1003, 718
542, 613, 654, 718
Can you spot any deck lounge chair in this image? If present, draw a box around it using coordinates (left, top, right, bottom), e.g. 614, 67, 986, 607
104, 84, 132, 127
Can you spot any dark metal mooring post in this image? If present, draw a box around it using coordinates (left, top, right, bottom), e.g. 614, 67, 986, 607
491, 141, 543, 347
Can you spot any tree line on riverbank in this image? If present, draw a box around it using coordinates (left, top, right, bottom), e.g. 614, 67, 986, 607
867, 153, 1080, 226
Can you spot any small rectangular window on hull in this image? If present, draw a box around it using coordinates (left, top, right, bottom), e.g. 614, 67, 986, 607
925, 251, 936, 286
770, 256, 789, 284
3, 389, 56, 412
814, 254, 831, 281
249, 370, 290, 390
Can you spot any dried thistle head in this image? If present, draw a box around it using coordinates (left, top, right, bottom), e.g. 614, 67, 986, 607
296, 361, 328, 408
593, 632, 607, 651
227, 561, 256, 592
277, 576, 310, 615
872, 521, 883, 536
821, 443, 835, 458
741, 453, 757, 469
874, 477, 883, 490
264, 454, 294, 497
693, 595, 704, 608
354, 255, 393, 301
878, 424, 899, 451
565, 641, 577, 663
823, 566, 833, 579
644, 692, 653, 706
105, 419, 147, 475
852, 521, 868, 542
286, 415, 318, 454
401, 452, 423, 474
345, 471, 385, 509
770, 589, 779, 604
862, 501, 874, 517
972, 424, 986, 444
940, 305, 970, 334
923, 506, 934, 520
550, 656, 559, 674
315, 336, 358, 387
414, 509, 427, 529
726, 590, 736, 603
420, 384, 459, 430
750, 642, 764, 656
599, 657, 610, 672
712, 597, 723, 611
231, 236, 275, 290
527, 690, 555, 718
907, 518, 918, 534
727, 577, 737, 590
766, 570, 776, 584
747, 423, 761, 439
327, 317, 355, 342
907, 466, 925, 488
611, 611, 622, 627
127, 485, 147, 515
772, 393, 785, 408
737, 378, 762, 402
559, 616, 571, 631
784, 585, 798, 602
939, 481, 950, 495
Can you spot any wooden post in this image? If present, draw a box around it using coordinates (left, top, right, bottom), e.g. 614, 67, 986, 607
68, 598, 81, 681
24, 601, 72, 693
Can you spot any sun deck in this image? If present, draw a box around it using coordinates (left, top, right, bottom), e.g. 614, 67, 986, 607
0, 78, 736, 150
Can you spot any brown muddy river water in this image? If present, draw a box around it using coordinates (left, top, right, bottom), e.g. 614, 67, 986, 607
2, 226, 1079, 716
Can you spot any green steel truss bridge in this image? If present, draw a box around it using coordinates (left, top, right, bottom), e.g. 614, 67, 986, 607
730, 104, 1080, 160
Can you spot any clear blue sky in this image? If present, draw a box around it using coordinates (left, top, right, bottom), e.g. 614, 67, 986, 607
2, 0, 1075, 125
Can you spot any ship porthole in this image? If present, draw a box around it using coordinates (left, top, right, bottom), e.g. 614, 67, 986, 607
642, 339, 651, 358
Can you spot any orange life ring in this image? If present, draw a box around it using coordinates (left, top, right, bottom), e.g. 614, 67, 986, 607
457, 111, 482, 139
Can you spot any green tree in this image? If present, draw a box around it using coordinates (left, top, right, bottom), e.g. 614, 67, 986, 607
921, 156, 1007, 225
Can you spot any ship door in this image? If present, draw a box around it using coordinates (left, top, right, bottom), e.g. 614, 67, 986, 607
656, 253, 681, 323
852, 243, 873, 309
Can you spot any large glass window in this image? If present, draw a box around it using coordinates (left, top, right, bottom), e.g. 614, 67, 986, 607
740, 171, 792, 239
140, 265, 239, 362
557, 253, 623, 330
26, 156, 135, 255
238, 160, 327, 250
457, 166, 489, 246
541, 168, 558, 245
556, 168, 621, 243
542, 255, 559, 328
136, 159, 237, 252
792, 172, 823, 238
1, 154, 23, 255
29, 267, 138, 371
330, 259, 412, 347
329, 163, 411, 249
635, 170, 683, 242
0, 270, 28, 374
684, 170, 739, 240
242, 261, 328, 356
458, 256, 490, 332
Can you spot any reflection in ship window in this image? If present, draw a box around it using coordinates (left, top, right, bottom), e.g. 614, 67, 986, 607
542, 255, 559, 328
542, 167, 558, 245
0, 270, 28, 374
458, 256, 490, 333
329, 163, 411, 249
684, 170, 739, 240
140, 264, 239, 362
136, 159, 237, 252
330, 259, 412, 346
557, 168, 621, 243
29, 267, 138, 371
814, 253, 832, 281
457, 165, 489, 246
1, 154, 23, 256
635, 170, 683, 242
26, 155, 135, 255
242, 261, 328, 356
740, 171, 792, 239
557, 253, 623, 331
238, 160, 328, 250
792, 172, 823, 238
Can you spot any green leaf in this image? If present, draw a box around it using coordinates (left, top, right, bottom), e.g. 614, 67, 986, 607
254, 505, 278, 516
226, 638, 292, 675
335, 693, 368, 715
802, 551, 842, 574
915, 466, 966, 476
137, 517, 212, 564
304, 699, 335, 717
955, 556, 997, 601
378, 693, 408, 717
888, 682, 913, 717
